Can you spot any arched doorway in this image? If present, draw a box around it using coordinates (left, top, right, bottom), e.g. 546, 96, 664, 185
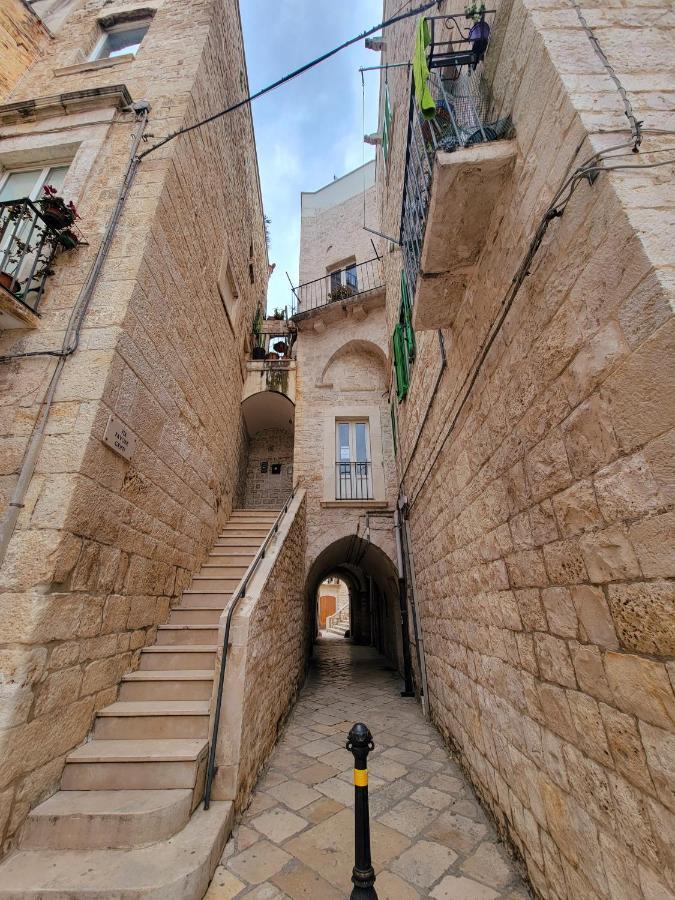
241, 390, 294, 509
305, 535, 405, 679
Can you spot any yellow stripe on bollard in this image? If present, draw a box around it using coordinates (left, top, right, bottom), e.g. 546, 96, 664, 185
353, 768, 368, 787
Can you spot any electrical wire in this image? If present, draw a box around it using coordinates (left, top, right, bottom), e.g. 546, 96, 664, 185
567, 0, 642, 151
138, 0, 440, 160
405, 143, 675, 510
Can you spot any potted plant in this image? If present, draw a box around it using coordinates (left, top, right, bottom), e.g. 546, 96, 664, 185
58, 229, 80, 250
37, 185, 79, 230
327, 284, 355, 303
271, 307, 285, 321
0, 271, 17, 292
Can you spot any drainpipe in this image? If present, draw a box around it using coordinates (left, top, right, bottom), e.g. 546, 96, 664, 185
394, 505, 415, 698
0, 106, 150, 570
397, 497, 430, 716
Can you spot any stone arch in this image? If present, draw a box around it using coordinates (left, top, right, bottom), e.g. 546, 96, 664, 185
318, 339, 387, 391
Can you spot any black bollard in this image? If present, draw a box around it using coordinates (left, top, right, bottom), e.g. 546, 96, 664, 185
347, 723, 378, 900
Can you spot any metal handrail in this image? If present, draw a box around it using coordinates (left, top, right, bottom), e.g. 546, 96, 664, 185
203, 486, 298, 809
292, 256, 384, 316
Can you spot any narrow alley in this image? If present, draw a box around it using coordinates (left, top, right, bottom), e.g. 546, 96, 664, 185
208, 635, 530, 899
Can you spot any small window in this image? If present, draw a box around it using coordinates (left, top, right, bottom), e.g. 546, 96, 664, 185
217, 255, 239, 328
91, 22, 150, 60
335, 420, 372, 500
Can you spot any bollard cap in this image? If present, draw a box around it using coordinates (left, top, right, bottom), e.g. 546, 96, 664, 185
347, 722, 374, 751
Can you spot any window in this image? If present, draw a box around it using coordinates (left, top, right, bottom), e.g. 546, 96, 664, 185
90, 22, 150, 60
381, 83, 393, 172
0, 164, 69, 203
392, 269, 415, 402
335, 420, 372, 500
327, 259, 358, 298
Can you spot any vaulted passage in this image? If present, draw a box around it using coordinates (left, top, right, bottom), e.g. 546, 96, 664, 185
212, 636, 530, 897
305, 535, 404, 676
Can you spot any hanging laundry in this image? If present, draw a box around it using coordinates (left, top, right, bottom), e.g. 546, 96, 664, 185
413, 17, 436, 119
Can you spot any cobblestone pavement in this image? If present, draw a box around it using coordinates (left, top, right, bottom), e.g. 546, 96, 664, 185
206, 635, 531, 899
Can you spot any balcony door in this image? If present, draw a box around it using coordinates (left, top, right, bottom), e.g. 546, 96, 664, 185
0, 165, 70, 300
336, 420, 372, 500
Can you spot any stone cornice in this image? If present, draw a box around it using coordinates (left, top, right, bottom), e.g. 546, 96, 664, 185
0, 85, 133, 125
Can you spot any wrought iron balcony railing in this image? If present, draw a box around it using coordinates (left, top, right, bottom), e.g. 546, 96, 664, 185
0, 198, 80, 313
292, 256, 384, 316
336, 461, 373, 501
250, 330, 295, 361
400, 10, 510, 304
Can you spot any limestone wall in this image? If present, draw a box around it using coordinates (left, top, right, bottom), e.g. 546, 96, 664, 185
212, 489, 309, 808
299, 161, 378, 285
0, 0, 267, 852
244, 428, 293, 509
0, 0, 49, 101
377, 0, 675, 897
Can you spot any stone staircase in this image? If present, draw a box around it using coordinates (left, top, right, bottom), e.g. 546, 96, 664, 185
0, 509, 280, 899
327, 602, 350, 636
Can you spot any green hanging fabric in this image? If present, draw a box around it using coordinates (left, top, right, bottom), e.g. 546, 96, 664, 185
400, 270, 416, 363
392, 323, 409, 401
412, 17, 436, 120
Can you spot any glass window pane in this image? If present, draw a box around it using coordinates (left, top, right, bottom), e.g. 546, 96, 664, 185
98, 26, 148, 59
330, 270, 341, 293
0, 170, 42, 202
44, 165, 69, 195
355, 422, 369, 461
345, 265, 357, 290
337, 423, 350, 461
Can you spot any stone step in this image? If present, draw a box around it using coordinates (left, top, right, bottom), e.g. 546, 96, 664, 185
201, 552, 254, 566
219, 525, 270, 535
119, 671, 214, 701
139, 646, 217, 670
180, 590, 232, 608
94, 701, 210, 740
20, 789, 193, 851
190, 576, 242, 591
169, 607, 222, 626
156, 625, 220, 646
197, 564, 248, 578
62, 739, 208, 794
211, 538, 263, 549
0, 801, 233, 899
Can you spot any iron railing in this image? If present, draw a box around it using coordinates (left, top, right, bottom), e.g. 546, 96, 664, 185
400, 10, 510, 304
250, 330, 294, 360
292, 256, 384, 316
336, 462, 373, 501
204, 487, 297, 809
0, 198, 79, 313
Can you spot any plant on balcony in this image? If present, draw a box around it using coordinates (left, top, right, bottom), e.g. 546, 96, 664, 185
271, 307, 285, 320
327, 284, 355, 303
464, 1, 486, 21
37, 184, 80, 230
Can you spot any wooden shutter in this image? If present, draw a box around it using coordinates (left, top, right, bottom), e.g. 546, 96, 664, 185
392, 323, 409, 401
400, 269, 416, 363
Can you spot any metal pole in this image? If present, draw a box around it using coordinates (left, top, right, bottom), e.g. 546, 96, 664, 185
347, 723, 377, 899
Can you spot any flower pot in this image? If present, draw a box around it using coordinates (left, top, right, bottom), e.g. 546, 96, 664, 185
41, 203, 74, 230
58, 230, 79, 250
251, 346, 266, 360
0, 271, 17, 292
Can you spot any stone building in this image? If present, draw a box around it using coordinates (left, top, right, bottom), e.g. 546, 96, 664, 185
0, 0, 311, 891
0, 0, 49, 101
292, 162, 405, 673
373, 0, 675, 898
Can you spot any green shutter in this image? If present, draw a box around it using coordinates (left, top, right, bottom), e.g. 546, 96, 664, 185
400, 269, 416, 363
392, 323, 409, 401
390, 402, 397, 454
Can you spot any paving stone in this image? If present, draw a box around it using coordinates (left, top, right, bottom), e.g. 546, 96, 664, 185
429, 774, 465, 795
462, 841, 518, 890
271, 859, 343, 899
284, 807, 410, 890
317, 747, 352, 769
382, 747, 424, 766
368, 757, 409, 781
315, 775, 357, 806
430, 875, 500, 899
250, 808, 308, 843
377, 798, 440, 838
267, 780, 321, 811
375, 870, 421, 899
246, 793, 278, 817
424, 811, 488, 853
203, 865, 246, 899
302, 796, 344, 823
244, 884, 290, 899
390, 839, 458, 888
235, 825, 259, 851
228, 840, 292, 885
293, 762, 338, 785
410, 786, 454, 810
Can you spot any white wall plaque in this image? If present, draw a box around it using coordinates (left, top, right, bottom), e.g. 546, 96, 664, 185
102, 414, 136, 461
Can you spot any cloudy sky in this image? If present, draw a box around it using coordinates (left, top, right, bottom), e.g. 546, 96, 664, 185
240, 0, 382, 314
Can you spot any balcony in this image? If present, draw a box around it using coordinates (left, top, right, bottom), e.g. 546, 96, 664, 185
336, 461, 373, 501
400, 13, 517, 331
292, 256, 384, 318
0, 197, 82, 328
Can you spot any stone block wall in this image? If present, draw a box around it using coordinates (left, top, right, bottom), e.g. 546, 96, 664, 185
377, 0, 675, 897
244, 427, 293, 509
212, 490, 309, 808
0, 0, 49, 100
0, 0, 267, 853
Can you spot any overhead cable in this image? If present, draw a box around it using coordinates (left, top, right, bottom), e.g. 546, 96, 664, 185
138, 0, 440, 160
